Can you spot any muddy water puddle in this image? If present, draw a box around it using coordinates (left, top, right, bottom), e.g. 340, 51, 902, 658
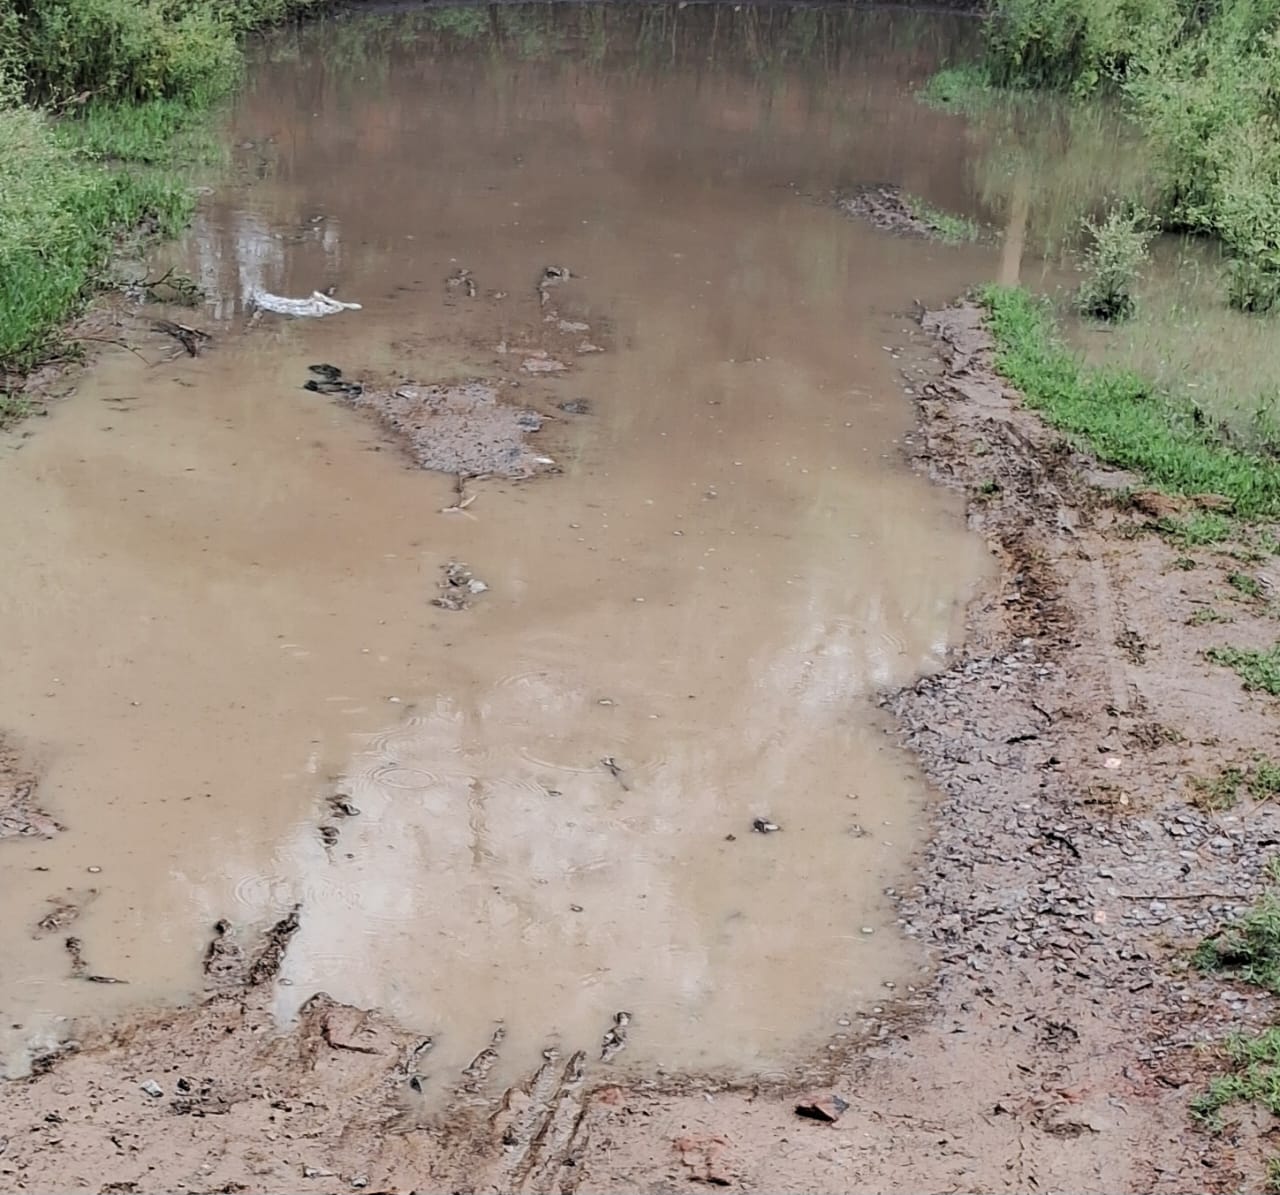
0, 5, 994, 1084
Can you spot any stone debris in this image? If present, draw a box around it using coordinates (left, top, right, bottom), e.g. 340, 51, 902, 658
433, 561, 489, 611
794, 1092, 849, 1123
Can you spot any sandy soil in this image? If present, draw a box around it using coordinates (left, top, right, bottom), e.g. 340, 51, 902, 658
4, 301, 1280, 1194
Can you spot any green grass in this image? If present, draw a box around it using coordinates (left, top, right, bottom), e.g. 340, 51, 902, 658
1157, 512, 1237, 547
982, 286, 1280, 518
1195, 883, 1280, 991
1229, 571, 1266, 599
917, 65, 1001, 114
1192, 1026, 1280, 1130
0, 107, 193, 369
1188, 606, 1234, 627
0, 393, 33, 428
1192, 757, 1280, 809
0, 0, 325, 374
1207, 643, 1280, 696
904, 195, 983, 244
57, 97, 219, 164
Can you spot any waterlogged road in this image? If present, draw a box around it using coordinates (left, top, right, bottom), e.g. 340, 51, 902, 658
0, 4, 993, 1084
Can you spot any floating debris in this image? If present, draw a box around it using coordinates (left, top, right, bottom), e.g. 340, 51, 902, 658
250, 289, 361, 317
446, 267, 477, 298
752, 817, 781, 834
433, 561, 489, 611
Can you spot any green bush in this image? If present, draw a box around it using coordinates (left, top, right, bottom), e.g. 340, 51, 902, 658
985, 0, 1183, 94
1076, 207, 1154, 320
7, 0, 328, 104
977, 0, 1280, 312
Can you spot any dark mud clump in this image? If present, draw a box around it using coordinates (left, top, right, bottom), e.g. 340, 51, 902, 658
246, 903, 301, 987
345, 381, 552, 478
838, 184, 938, 239
0, 741, 61, 841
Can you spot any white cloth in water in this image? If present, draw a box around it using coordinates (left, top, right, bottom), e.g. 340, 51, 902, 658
250, 290, 362, 317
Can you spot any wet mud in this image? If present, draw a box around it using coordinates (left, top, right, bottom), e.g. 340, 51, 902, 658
0, 740, 59, 841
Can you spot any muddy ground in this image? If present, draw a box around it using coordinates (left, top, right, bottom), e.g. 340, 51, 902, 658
2, 299, 1278, 1193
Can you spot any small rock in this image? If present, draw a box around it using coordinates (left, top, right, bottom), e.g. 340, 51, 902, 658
139, 1080, 163, 1098
795, 1092, 849, 1123
752, 817, 781, 834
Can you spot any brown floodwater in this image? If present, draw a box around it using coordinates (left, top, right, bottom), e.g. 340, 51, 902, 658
0, 4, 996, 1085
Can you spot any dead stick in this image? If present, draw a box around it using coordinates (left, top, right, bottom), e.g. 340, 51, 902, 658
72, 335, 153, 366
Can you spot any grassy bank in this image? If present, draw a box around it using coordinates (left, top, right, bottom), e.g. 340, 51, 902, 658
982, 286, 1280, 517
0, 0, 327, 374
950, 0, 1280, 312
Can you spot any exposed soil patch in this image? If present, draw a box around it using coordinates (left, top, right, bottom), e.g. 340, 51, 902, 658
342, 380, 552, 478
0, 740, 59, 841
4, 301, 1280, 1191
838, 184, 943, 239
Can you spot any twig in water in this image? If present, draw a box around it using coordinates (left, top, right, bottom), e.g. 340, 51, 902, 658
152, 319, 209, 358
441, 472, 480, 516
72, 335, 154, 367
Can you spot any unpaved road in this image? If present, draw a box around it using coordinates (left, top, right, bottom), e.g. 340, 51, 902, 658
3, 300, 1278, 1193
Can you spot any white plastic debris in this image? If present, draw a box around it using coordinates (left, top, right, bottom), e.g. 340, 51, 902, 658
249, 290, 362, 317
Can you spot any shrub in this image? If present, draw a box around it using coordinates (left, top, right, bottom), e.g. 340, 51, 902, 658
1076, 207, 1153, 320
984, 0, 1183, 94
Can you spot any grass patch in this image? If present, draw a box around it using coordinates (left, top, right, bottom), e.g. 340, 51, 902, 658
1192, 765, 1247, 811
982, 286, 1280, 518
904, 195, 983, 244
977, 0, 1280, 310
1188, 606, 1233, 627
57, 97, 219, 164
0, 107, 193, 370
1192, 758, 1280, 809
1207, 643, 1280, 696
1157, 513, 1237, 547
0, 0, 325, 373
1229, 571, 1266, 599
0, 393, 33, 428
917, 64, 1001, 113
1195, 881, 1280, 992
1191, 1026, 1280, 1130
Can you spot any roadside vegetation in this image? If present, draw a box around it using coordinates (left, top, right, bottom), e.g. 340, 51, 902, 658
1194, 870, 1280, 1156
956, 0, 1280, 315
0, 0, 324, 374
981, 286, 1280, 516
